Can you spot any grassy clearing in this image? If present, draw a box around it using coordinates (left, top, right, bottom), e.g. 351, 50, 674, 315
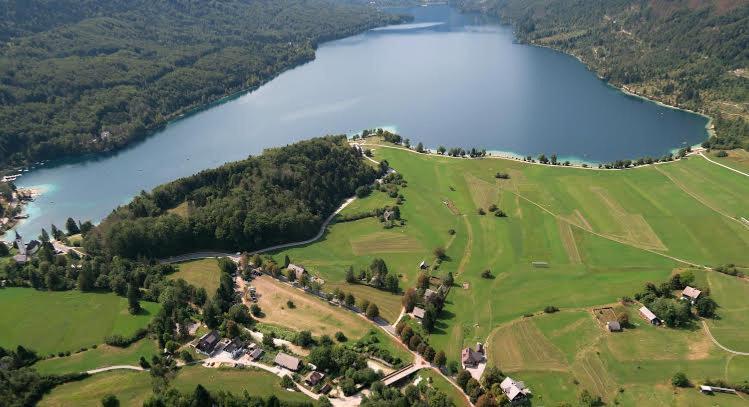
39, 366, 309, 406
169, 258, 221, 294
253, 275, 371, 339
0, 288, 159, 355
34, 339, 159, 375
167, 201, 190, 218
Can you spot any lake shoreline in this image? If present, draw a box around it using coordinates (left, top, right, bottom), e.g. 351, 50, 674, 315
524, 41, 715, 142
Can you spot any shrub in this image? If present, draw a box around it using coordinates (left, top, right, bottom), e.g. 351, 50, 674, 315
355, 185, 372, 198
488, 204, 498, 212
481, 269, 493, 279
104, 328, 147, 348
715, 150, 728, 157
281, 375, 295, 389
180, 350, 193, 363
286, 300, 295, 309
477, 207, 486, 215
448, 229, 455, 235
335, 331, 347, 342
544, 306, 559, 313
671, 372, 689, 387
494, 210, 507, 217
250, 303, 262, 317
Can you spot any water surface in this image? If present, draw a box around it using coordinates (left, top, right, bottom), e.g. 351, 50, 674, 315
12, 5, 708, 237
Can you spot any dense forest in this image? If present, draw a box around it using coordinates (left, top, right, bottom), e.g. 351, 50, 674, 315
0, 0, 405, 169
459, 0, 748, 149
85, 136, 379, 259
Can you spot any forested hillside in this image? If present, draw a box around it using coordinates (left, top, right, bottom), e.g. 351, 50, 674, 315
0, 0, 404, 168
459, 0, 748, 149
85, 136, 379, 258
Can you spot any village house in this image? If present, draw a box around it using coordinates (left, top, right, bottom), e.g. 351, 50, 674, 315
274, 352, 301, 371
248, 346, 264, 361
287, 264, 307, 281
304, 371, 325, 387
681, 286, 701, 304
195, 330, 221, 355
639, 306, 661, 325
461, 345, 484, 369
412, 307, 426, 320
500, 377, 531, 402
383, 209, 395, 222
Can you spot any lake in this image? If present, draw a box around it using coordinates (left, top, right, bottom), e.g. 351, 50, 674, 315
11, 4, 708, 238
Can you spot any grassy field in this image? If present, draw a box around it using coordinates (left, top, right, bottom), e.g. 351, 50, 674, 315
168, 258, 221, 294
0, 288, 159, 355
39, 366, 309, 406
703, 270, 749, 351
34, 339, 159, 375
267, 139, 749, 405
252, 275, 372, 339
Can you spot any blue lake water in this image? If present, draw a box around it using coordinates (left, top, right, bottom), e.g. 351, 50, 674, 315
11, 5, 708, 238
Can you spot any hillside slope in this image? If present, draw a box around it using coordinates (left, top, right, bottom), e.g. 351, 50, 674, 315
0, 0, 404, 168
459, 0, 748, 149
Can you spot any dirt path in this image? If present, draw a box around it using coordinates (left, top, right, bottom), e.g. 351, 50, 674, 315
701, 320, 749, 356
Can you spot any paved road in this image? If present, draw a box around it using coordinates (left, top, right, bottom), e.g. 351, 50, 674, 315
159, 197, 357, 264
699, 152, 749, 177
701, 320, 749, 356
86, 365, 144, 374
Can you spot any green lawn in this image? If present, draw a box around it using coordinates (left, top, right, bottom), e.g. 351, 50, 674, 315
34, 339, 159, 375
0, 288, 159, 355
171, 366, 310, 403
417, 369, 470, 407
39, 366, 309, 406
169, 258, 221, 294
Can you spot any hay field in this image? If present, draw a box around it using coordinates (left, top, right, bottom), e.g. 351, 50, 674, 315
253, 275, 371, 338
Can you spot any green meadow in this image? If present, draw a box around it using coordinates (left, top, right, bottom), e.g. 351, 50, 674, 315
39, 366, 309, 407
168, 258, 222, 294
271, 140, 749, 405
0, 288, 159, 355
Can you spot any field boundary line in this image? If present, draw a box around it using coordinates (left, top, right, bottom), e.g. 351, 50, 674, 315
499, 186, 705, 268
699, 152, 749, 177
652, 165, 749, 231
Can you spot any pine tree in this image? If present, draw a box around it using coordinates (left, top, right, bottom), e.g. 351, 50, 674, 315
127, 283, 141, 314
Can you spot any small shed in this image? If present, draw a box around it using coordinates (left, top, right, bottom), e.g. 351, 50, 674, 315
531, 261, 549, 268
607, 321, 622, 332
639, 306, 661, 325
419, 260, 428, 270
412, 307, 426, 320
